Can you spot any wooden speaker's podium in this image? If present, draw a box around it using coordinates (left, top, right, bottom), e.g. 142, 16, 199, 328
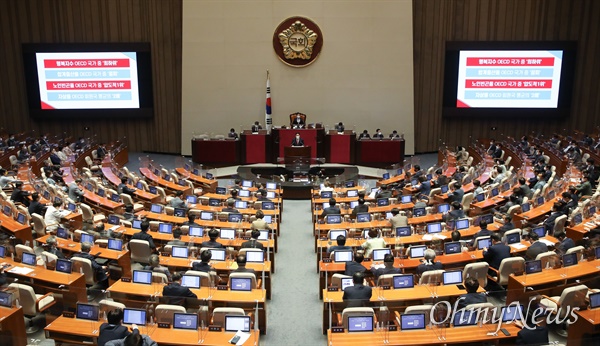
283, 146, 311, 173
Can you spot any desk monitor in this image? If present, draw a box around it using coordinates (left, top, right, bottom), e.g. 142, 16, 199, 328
490, 188, 499, 197
224, 315, 251, 333
215, 187, 227, 195
206, 172, 214, 179
43, 190, 50, 200
136, 181, 144, 189
329, 230, 347, 240
85, 183, 93, 191
372, 248, 391, 261
188, 226, 204, 237
349, 201, 359, 209
588, 205, 597, 217
477, 237, 491, 250
200, 211, 214, 220
572, 213, 583, 225
427, 223, 442, 234
2, 205, 11, 217
475, 193, 485, 202
453, 310, 478, 327
443, 270, 463, 285
132, 270, 153, 284
562, 253, 578, 267
230, 277, 252, 291
208, 248, 226, 261
266, 191, 276, 199
0, 245, 4, 258
186, 195, 197, 204
184, 163, 191, 172
258, 230, 270, 241
57, 227, 68, 239
356, 213, 371, 223
181, 275, 201, 289
238, 190, 250, 197
208, 198, 221, 207
411, 179, 419, 187
153, 168, 160, 176
397, 168, 404, 175
385, 212, 393, 220
444, 242, 462, 255
158, 223, 173, 234
347, 190, 358, 197
262, 201, 275, 210
266, 182, 277, 190
174, 208, 186, 217
16, 212, 26, 225
377, 198, 389, 206
455, 219, 470, 231
333, 251, 353, 262
413, 208, 426, 217
525, 260, 542, 274
150, 204, 163, 213
546, 190, 556, 200
501, 182, 511, 192
480, 213, 494, 225
589, 292, 600, 309
341, 278, 353, 291
76, 303, 99, 321
107, 215, 120, 225
97, 188, 105, 197
163, 175, 170, 181
0, 291, 12, 308
220, 228, 235, 240
56, 259, 72, 274
437, 204, 450, 213
148, 186, 158, 194
345, 181, 356, 188
322, 202, 331, 209
441, 185, 449, 193
401, 195, 412, 204
401, 313, 425, 330
108, 239, 123, 251
173, 313, 199, 330
246, 251, 264, 263
235, 200, 248, 209
123, 308, 147, 326
67, 202, 77, 212
382, 173, 390, 180
501, 304, 524, 322
326, 215, 342, 224
409, 245, 426, 258
596, 246, 600, 260
506, 232, 521, 245
521, 203, 531, 213
172, 246, 189, 259
536, 196, 545, 206
320, 191, 333, 198
228, 213, 243, 223
347, 316, 374, 332
532, 226, 546, 238
132, 219, 142, 229
81, 233, 94, 244
393, 274, 415, 289
242, 180, 253, 188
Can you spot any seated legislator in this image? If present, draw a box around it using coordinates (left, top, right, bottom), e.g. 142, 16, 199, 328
351, 198, 369, 218
168, 191, 187, 209
469, 220, 493, 247
144, 254, 172, 282
256, 190, 271, 202
0, 168, 17, 189
228, 128, 238, 139
443, 202, 465, 223
192, 250, 215, 272
345, 253, 367, 276
525, 232, 548, 260
221, 198, 239, 213
376, 185, 393, 199
555, 231, 575, 254
11, 181, 30, 206
432, 168, 449, 188
327, 235, 352, 254
73, 242, 109, 286
166, 228, 186, 247
291, 133, 305, 147
105, 328, 157, 346
389, 130, 401, 139
98, 308, 131, 346
45, 236, 66, 259
373, 129, 384, 139
291, 114, 305, 129
241, 230, 265, 251
122, 205, 135, 222
357, 130, 371, 140
335, 122, 345, 132
447, 182, 464, 204
322, 198, 341, 218
515, 312, 549, 345
132, 219, 156, 250
389, 208, 408, 229
416, 175, 431, 197
361, 229, 386, 258
162, 271, 198, 305
233, 255, 255, 275
182, 212, 197, 226
44, 199, 71, 233
456, 278, 487, 309
343, 272, 372, 307
416, 249, 443, 276
201, 229, 224, 249
251, 121, 262, 133
251, 210, 270, 231
118, 177, 136, 197
371, 253, 402, 280
28, 192, 46, 218
482, 234, 510, 271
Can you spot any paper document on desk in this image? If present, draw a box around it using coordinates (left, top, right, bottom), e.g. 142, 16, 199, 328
371, 263, 385, 270
509, 243, 527, 250
368, 191, 377, 199
229, 331, 251, 345
8, 266, 34, 275
540, 239, 555, 247
422, 235, 433, 241
433, 234, 447, 240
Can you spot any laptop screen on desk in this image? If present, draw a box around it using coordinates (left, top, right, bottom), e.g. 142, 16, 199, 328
67, 202, 77, 212
2, 205, 11, 217
174, 208, 186, 217
506, 232, 520, 244
0, 291, 12, 308
536, 196, 545, 206
525, 260, 542, 274
477, 237, 491, 250
441, 185, 449, 193
444, 242, 461, 255
81, 233, 94, 244
186, 195, 197, 204
330, 230, 347, 240
532, 226, 546, 238
238, 190, 250, 197
396, 227, 411, 237
56, 259, 72, 274
372, 249, 391, 261
326, 215, 342, 224
181, 275, 200, 289
258, 230, 270, 241
235, 201, 248, 209
341, 278, 353, 291
173, 313, 198, 330
455, 219, 470, 230
150, 204, 162, 213
521, 203, 531, 213
453, 310, 478, 326
97, 188, 105, 197
107, 215, 120, 225
347, 316, 374, 332
200, 211, 214, 220
123, 308, 146, 325
401, 313, 425, 330
377, 198, 389, 206
596, 247, 600, 260
262, 201, 275, 210
475, 193, 485, 202
21, 252, 36, 266
0, 245, 5, 258
242, 180, 253, 188
57, 227, 68, 239
409, 246, 426, 258
76, 303, 99, 321
321, 191, 333, 198
345, 181, 355, 188
356, 213, 371, 223
132, 270, 152, 284
490, 188, 499, 197
572, 213, 583, 225
228, 213, 243, 223
208, 249, 226, 261
132, 219, 142, 229
266, 182, 277, 190
427, 223, 442, 234
393, 275, 414, 289
590, 292, 600, 309
334, 251, 353, 262
501, 304, 524, 322
347, 190, 358, 197
215, 187, 227, 195
172, 246, 189, 258
188, 226, 204, 237
225, 316, 251, 333
208, 198, 221, 206
246, 251, 264, 263
230, 277, 252, 291
108, 239, 123, 251
562, 253, 578, 267
443, 270, 463, 285
437, 204, 450, 213
401, 195, 412, 204
382, 173, 390, 180
205, 172, 213, 179
158, 223, 173, 234
220, 228, 235, 239
413, 208, 426, 217
16, 213, 26, 225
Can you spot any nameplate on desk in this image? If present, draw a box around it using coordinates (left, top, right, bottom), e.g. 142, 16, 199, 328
327, 287, 339, 292
62, 311, 75, 318
208, 325, 222, 332
157, 323, 170, 328
388, 325, 398, 331
217, 285, 228, 290
161, 252, 170, 257
331, 327, 345, 333
362, 258, 372, 262
381, 285, 391, 290
121, 277, 131, 282
242, 237, 251, 240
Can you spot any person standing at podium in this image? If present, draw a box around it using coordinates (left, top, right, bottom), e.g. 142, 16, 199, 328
291, 133, 305, 147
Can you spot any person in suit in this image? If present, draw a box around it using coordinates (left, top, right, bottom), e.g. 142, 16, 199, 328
28, 192, 46, 216
251, 210, 270, 230
335, 122, 345, 132
433, 168, 449, 188
118, 177, 136, 197
182, 212, 197, 226
233, 255, 255, 275
98, 308, 131, 346
389, 130, 401, 139
483, 234, 510, 271
416, 249, 443, 276
73, 242, 109, 285
256, 190, 271, 202
68, 178, 85, 202
373, 129, 384, 139
371, 253, 402, 280
168, 191, 187, 209
358, 130, 371, 140
376, 184, 393, 199
16, 145, 29, 162
143, 254, 172, 282
291, 133, 305, 146
322, 198, 341, 218
201, 229, 224, 248
49, 149, 62, 165
497, 215, 516, 236
344, 253, 367, 276
389, 208, 408, 229
327, 235, 352, 254
469, 220, 493, 247
241, 229, 265, 251
543, 202, 563, 233
166, 228, 186, 247
487, 139, 497, 154
221, 198, 239, 213
518, 177, 533, 199
342, 272, 372, 307
492, 143, 503, 159
555, 231, 575, 254
96, 143, 107, 159
292, 115, 305, 128
105, 328, 157, 346
44, 199, 71, 232
228, 128, 238, 139
576, 175, 593, 197
532, 173, 546, 192
45, 236, 66, 259
131, 219, 156, 250
526, 232, 549, 260
447, 182, 464, 204
251, 121, 262, 132
162, 271, 197, 305
492, 166, 506, 184
472, 179, 484, 196
192, 250, 215, 272
452, 166, 466, 184
442, 201, 465, 223
456, 278, 487, 309
416, 175, 431, 197
351, 198, 369, 218
515, 314, 549, 345
361, 229, 386, 258
10, 181, 30, 206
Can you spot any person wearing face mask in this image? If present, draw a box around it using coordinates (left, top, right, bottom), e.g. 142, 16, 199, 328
373, 129, 384, 139
291, 133, 305, 147
292, 114, 305, 128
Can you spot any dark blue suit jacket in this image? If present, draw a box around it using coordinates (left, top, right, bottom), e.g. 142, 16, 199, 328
515, 326, 549, 345
344, 261, 367, 276
342, 284, 372, 307
162, 282, 197, 305
98, 323, 131, 346
483, 243, 511, 270
456, 292, 487, 309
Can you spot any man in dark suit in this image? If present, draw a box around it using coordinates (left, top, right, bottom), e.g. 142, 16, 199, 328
45, 236, 66, 260
251, 121, 262, 132
492, 143, 503, 159
291, 133, 305, 146
192, 250, 215, 272
433, 168, 449, 188
11, 181, 30, 206
526, 232, 549, 260
327, 235, 352, 254
98, 308, 131, 346
416, 249, 443, 276
416, 175, 431, 197
469, 221, 493, 247
371, 254, 402, 280
456, 278, 487, 309
447, 182, 464, 204
233, 255, 255, 276
73, 241, 109, 285
162, 272, 197, 305
518, 177, 533, 199
373, 129, 384, 139
497, 215, 516, 236
515, 314, 549, 345
482, 234, 510, 271
322, 198, 341, 218
576, 175, 593, 197
342, 272, 372, 307
543, 202, 563, 233
376, 185, 393, 199
118, 177, 136, 197
555, 231, 575, 254
358, 130, 371, 140
221, 198, 239, 213
201, 229, 224, 248
131, 219, 156, 250
442, 201, 465, 223
344, 253, 367, 276
28, 192, 46, 217
351, 198, 369, 218
292, 115, 305, 128
241, 230, 265, 251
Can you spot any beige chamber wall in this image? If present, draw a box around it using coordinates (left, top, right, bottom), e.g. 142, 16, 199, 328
182, 0, 414, 156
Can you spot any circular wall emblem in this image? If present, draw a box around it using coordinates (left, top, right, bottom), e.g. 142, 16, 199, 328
273, 16, 323, 67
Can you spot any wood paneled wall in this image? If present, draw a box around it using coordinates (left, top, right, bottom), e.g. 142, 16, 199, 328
0, 0, 182, 153
413, 0, 600, 153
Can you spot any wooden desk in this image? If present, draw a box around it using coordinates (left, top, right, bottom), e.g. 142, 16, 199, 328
513, 197, 558, 228
0, 306, 27, 346
139, 167, 191, 196
106, 280, 268, 334
63, 167, 125, 214
0, 212, 33, 245
45, 315, 261, 345
569, 309, 600, 346
136, 211, 279, 234
175, 167, 217, 193
101, 166, 160, 204
566, 214, 599, 242
202, 192, 282, 205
